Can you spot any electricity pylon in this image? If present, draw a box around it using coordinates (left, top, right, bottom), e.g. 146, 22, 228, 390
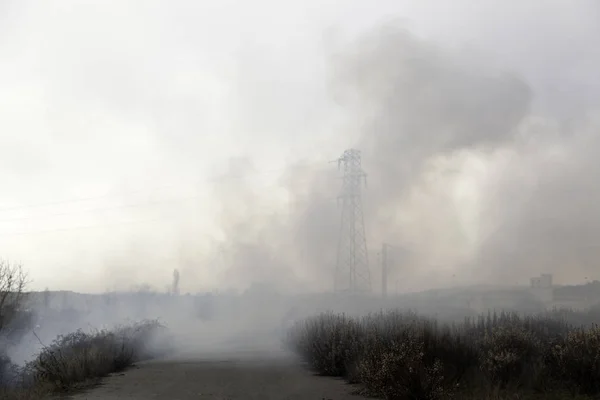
334, 149, 370, 294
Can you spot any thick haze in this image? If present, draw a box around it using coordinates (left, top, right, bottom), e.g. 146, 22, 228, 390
1, 1, 599, 293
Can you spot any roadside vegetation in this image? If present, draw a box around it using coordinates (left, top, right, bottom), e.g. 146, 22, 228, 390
0, 260, 169, 399
287, 308, 600, 400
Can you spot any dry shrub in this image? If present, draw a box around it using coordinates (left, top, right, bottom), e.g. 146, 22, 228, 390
1, 262, 169, 398
0, 353, 22, 389
547, 325, 600, 395
357, 334, 449, 400
286, 309, 600, 399
357, 315, 478, 399
26, 319, 166, 391
286, 312, 363, 377
0, 261, 30, 385
479, 325, 544, 388
288, 311, 479, 399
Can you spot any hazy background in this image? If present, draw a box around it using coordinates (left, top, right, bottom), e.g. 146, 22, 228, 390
1, 0, 599, 294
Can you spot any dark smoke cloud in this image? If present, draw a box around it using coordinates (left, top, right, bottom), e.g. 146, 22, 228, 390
333, 25, 531, 268
208, 23, 541, 292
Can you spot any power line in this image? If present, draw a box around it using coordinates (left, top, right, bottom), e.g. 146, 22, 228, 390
0, 194, 207, 223
0, 169, 333, 223
6, 200, 341, 268
0, 216, 172, 238
0, 197, 339, 238
0, 161, 329, 214
0, 189, 338, 224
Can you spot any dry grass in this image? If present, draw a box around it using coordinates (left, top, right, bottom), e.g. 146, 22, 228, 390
1, 319, 169, 399
286, 309, 600, 400
1, 261, 170, 399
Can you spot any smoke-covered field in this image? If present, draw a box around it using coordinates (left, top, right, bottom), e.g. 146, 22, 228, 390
3, 280, 600, 399
2, 250, 600, 399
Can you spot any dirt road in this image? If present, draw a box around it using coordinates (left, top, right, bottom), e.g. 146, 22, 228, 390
69, 351, 367, 400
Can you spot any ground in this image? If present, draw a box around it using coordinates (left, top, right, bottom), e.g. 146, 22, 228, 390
67, 350, 367, 400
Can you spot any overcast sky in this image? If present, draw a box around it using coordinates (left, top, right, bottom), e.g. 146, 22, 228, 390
1, 1, 599, 293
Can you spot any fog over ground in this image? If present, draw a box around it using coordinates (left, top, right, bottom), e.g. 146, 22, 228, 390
0, 1, 599, 294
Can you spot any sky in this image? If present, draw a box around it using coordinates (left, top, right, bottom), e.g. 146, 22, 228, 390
0, 0, 599, 293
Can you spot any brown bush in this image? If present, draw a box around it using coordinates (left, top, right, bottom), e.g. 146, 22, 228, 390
479, 325, 544, 388
1, 262, 170, 398
27, 319, 166, 391
357, 334, 450, 400
286, 312, 363, 377
286, 309, 600, 399
355, 314, 478, 399
547, 325, 600, 395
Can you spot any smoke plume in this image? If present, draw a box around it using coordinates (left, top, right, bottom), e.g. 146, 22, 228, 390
205, 21, 600, 292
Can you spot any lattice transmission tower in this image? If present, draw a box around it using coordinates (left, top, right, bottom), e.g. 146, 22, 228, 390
334, 149, 371, 294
